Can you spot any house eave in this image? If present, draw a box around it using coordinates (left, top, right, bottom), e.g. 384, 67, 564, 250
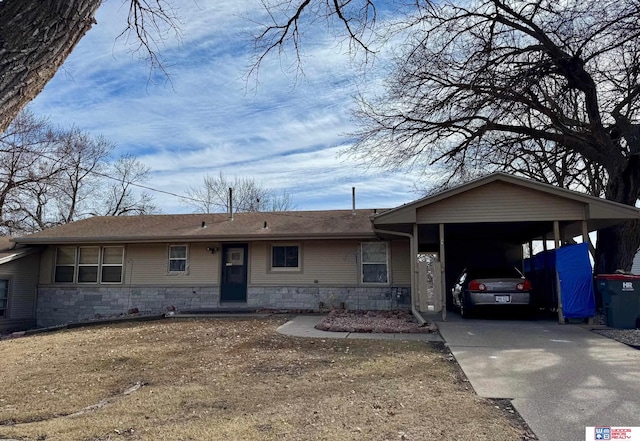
13, 232, 380, 245
0, 247, 40, 265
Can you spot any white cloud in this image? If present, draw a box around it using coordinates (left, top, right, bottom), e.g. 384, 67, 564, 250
28, 0, 425, 214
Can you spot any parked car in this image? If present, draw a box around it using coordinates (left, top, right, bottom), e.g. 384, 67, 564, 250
452, 267, 533, 318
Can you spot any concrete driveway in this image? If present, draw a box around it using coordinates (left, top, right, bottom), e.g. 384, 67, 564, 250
437, 316, 640, 441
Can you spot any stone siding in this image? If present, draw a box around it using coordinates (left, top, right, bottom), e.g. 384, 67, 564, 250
36, 285, 411, 327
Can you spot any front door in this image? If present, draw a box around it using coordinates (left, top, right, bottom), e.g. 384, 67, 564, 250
220, 244, 248, 303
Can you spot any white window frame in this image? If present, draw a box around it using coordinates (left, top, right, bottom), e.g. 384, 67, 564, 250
168, 244, 188, 273
100, 246, 124, 284
270, 243, 301, 272
54, 246, 77, 283
361, 242, 389, 284
53, 246, 124, 284
77, 246, 100, 284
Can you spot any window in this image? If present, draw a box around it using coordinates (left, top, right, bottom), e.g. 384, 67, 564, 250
361, 242, 388, 284
55, 247, 76, 283
0, 280, 8, 318
271, 245, 299, 270
54, 246, 124, 284
101, 247, 124, 283
78, 247, 99, 283
169, 245, 187, 272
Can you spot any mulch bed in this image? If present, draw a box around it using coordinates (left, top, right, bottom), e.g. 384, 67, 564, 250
314, 309, 438, 333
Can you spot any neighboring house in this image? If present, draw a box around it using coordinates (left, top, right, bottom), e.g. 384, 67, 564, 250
13, 210, 411, 327
0, 237, 40, 332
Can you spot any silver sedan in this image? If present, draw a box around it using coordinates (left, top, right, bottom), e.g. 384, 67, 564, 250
452, 267, 533, 318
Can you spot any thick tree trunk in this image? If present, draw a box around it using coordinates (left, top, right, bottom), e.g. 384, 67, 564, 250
0, 0, 101, 133
595, 156, 640, 273
595, 221, 640, 273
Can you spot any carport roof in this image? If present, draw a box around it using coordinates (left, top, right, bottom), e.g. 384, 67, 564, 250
373, 172, 640, 232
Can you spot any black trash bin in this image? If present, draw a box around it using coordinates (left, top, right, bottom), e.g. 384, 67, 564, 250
595, 274, 640, 329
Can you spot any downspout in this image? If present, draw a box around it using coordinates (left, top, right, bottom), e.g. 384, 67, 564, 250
373, 227, 425, 326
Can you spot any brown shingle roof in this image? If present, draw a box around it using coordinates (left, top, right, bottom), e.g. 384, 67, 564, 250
13, 210, 380, 244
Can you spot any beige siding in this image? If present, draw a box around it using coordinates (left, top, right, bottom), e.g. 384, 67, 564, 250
39, 243, 221, 286
416, 181, 585, 223
38, 240, 407, 288
39, 247, 55, 284
127, 243, 220, 285
0, 252, 39, 320
390, 240, 411, 286
250, 240, 360, 286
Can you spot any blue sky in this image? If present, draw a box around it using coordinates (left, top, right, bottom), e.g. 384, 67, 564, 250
29, 0, 424, 213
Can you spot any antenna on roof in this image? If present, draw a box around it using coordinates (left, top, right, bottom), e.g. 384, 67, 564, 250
229, 187, 233, 221
352, 187, 356, 216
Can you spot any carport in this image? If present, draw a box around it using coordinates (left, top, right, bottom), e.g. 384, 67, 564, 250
372, 173, 640, 323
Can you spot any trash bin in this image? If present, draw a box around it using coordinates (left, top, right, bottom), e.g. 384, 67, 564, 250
595, 274, 640, 329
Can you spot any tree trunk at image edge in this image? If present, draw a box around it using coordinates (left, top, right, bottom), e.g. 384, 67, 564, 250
0, 0, 101, 133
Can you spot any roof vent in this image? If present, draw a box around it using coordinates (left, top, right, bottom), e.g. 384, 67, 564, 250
263, 221, 268, 229
201, 221, 206, 228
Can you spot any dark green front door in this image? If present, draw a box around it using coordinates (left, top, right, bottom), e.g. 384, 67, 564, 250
220, 244, 248, 303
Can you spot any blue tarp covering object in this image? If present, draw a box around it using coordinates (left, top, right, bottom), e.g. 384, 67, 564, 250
524, 243, 595, 318
555, 243, 596, 319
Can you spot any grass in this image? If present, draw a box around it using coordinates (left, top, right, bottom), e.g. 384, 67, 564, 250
0, 317, 528, 440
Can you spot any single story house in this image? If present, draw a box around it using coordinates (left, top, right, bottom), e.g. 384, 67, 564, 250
13, 209, 412, 327
9, 172, 640, 328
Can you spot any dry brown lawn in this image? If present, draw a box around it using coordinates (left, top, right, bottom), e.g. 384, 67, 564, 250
0, 317, 529, 441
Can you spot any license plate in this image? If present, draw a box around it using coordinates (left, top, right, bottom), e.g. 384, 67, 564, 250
495, 295, 511, 303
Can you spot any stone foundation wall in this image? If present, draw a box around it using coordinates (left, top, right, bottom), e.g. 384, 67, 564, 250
36, 285, 411, 327
247, 286, 411, 311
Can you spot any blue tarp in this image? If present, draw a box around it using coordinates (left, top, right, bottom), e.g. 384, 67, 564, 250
524, 243, 595, 318
556, 243, 595, 318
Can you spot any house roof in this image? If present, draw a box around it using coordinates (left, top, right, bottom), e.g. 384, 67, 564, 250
12, 210, 380, 245
373, 172, 640, 226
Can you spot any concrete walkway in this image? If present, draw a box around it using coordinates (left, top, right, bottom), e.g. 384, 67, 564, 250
276, 315, 443, 342
437, 317, 640, 441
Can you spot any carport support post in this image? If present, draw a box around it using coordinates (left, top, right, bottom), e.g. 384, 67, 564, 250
582, 220, 596, 325
554, 220, 565, 324
439, 223, 446, 321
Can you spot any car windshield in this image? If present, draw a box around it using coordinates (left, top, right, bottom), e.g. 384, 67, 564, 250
466, 267, 524, 279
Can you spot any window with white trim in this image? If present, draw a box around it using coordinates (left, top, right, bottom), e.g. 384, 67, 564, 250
54, 246, 124, 284
55, 247, 77, 283
271, 245, 300, 270
361, 242, 388, 284
78, 246, 99, 283
0, 279, 8, 318
168, 245, 188, 272
101, 247, 124, 283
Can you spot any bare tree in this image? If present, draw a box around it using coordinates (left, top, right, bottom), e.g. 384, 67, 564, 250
0, 110, 60, 234
346, 0, 640, 272
185, 172, 295, 213
258, 0, 640, 272
53, 128, 112, 224
0, 109, 158, 234
94, 153, 158, 216
251, 0, 378, 79
0, 0, 181, 133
